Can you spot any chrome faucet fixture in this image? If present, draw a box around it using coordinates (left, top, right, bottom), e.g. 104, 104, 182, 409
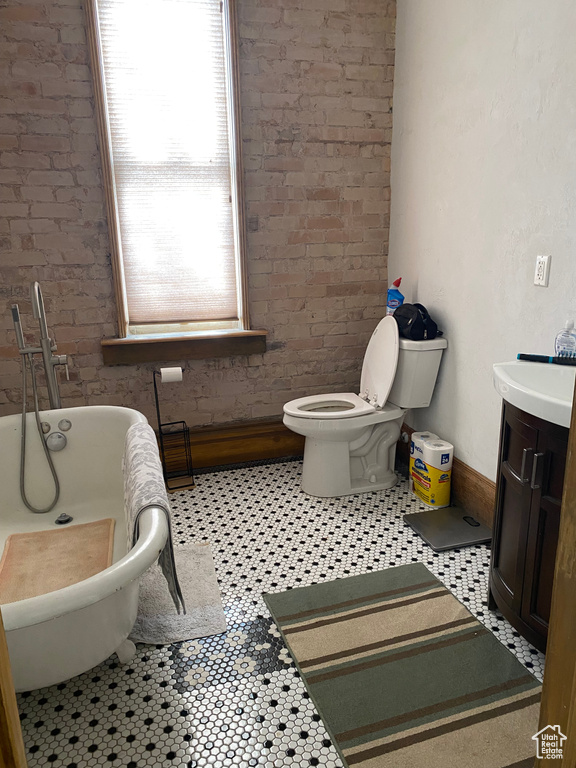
12, 282, 68, 409
11, 281, 69, 513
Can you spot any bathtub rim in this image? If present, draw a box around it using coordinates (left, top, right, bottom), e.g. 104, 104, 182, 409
1, 506, 168, 632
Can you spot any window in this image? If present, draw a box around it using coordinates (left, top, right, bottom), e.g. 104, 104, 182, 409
86, 0, 251, 343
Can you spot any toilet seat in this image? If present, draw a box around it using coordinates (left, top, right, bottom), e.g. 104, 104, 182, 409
283, 392, 376, 420
283, 317, 400, 421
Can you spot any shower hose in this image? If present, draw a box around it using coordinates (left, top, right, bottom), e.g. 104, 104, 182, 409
19, 353, 60, 513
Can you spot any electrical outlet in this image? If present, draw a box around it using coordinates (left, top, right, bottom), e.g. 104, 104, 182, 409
534, 254, 551, 286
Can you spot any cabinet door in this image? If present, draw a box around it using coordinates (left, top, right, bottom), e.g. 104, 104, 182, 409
521, 425, 568, 638
491, 404, 538, 612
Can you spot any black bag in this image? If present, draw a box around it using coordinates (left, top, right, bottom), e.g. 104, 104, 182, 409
393, 303, 441, 341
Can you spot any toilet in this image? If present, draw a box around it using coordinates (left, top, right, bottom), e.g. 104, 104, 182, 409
283, 316, 447, 497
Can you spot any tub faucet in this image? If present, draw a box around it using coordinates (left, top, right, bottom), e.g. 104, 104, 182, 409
11, 282, 68, 409
31, 280, 50, 346
30, 282, 68, 409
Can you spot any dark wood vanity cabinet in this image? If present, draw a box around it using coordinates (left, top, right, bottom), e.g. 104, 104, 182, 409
489, 401, 568, 652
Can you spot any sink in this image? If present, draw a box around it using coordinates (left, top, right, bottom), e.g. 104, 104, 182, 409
493, 360, 576, 428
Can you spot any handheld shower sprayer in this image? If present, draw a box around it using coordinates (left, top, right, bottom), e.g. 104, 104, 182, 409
11, 304, 25, 351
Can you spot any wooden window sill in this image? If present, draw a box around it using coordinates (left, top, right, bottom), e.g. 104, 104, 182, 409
101, 330, 267, 365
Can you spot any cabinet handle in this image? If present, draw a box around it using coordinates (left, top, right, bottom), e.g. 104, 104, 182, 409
509, 448, 533, 484
520, 448, 533, 483
530, 452, 545, 490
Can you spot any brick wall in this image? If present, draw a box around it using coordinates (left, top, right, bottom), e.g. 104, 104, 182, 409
0, 0, 396, 427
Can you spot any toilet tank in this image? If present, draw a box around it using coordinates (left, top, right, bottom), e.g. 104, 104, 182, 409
387, 337, 448, 409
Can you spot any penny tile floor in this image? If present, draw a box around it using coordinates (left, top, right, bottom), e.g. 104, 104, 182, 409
18, 459, 544, 767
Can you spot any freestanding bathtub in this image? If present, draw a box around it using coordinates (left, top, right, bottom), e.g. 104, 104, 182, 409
0, 405, 168, 691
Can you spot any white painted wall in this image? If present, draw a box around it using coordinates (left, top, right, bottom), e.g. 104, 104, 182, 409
389, 0, 576, 481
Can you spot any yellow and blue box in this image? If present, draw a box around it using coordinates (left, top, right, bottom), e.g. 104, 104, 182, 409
409, 432, 453, 508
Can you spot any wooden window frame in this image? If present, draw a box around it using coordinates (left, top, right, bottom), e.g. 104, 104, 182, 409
85, 0, 265, 364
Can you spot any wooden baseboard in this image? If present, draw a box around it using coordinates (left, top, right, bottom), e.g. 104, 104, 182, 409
176, 418, 496, 528
452, 458, 496, 528
397, 423, 496, 529
186, 418, 304, 469
450, 456, 496, 529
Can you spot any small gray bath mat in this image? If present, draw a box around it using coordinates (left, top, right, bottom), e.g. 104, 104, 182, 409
129, 542, 226, 644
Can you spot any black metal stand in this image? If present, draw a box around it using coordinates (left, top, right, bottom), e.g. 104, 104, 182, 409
153, 371, 195, 492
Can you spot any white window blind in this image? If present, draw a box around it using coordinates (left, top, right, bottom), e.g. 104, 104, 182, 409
94, 0, 241, 333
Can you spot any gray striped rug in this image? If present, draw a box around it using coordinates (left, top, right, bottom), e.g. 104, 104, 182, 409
264, 563, 540, 768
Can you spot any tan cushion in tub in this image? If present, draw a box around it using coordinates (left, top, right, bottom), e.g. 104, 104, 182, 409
0, 518, 115, 604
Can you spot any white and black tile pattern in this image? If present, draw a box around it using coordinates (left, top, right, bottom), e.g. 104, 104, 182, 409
18, 459, 544, 767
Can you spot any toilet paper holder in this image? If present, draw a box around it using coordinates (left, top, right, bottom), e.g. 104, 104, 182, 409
153, 368, 195, 492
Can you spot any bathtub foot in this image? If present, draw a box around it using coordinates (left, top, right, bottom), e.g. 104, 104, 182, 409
115, 638, 137, 664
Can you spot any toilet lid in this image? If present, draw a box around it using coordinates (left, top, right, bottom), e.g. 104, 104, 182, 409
359, 316, 399, 408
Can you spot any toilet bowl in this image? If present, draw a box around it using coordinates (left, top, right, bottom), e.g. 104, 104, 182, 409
283, 316, 447, 497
